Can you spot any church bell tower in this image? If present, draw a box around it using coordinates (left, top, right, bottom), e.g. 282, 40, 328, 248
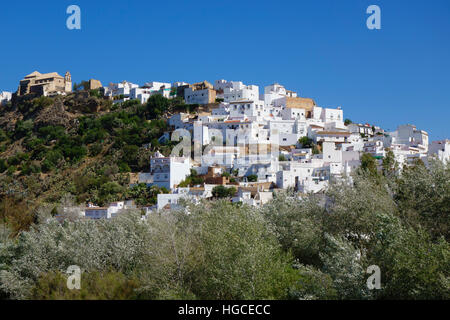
64, 71, 72, 92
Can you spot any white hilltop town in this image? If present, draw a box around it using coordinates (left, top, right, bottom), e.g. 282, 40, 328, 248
2, 74, 449, 220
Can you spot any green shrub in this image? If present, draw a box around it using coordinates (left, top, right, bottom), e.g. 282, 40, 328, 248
118, 162, 131, 173
38, 126, 66, 142
298, 136, 314, 148
15, 120, 34, 138
31, 271, 141, 300
6, 165, 16, 175
89, 143, 103, 156
212, 185, 236, 198
41, 159, 55, 173
0, 159, 8, 173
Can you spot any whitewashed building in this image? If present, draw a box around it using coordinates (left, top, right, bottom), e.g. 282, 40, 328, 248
123, 78, 449, 206
392, 124, 429, 153
0, 91, 12, 106
428, 140, 450, 164
184, 81, 216, 105
146, 152, 191, 189
83, 201, 129, 219
348, 123, 374, 137
104, 81, 139, 103
223, 81, 259, 103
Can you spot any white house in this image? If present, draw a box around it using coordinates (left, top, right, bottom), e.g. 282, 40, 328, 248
314, 131, 351, 144
0, 91, 12, 106
129, 87, 153, 104
393, 124, 429, 153
213, 79, 228, 94
184, 81, 216, 105
156, 185, 217, 210
84, 207, 109, 219
149, 152, 191, 189
428, 140, 450, 164
84, 201, 125, 219
201, 119, 266, 146
143, 81, 171, 91
322, 107, 343, 123
269, 120, 307, 146
202, 146, 241, 168
169, 113, 192, 130
104, 81, 139, 103
223, 81, 259, 103
143, 81, 172, 98
157, 188, 190, 210
281, 107, 306, 121
276, 158, 327, 191
173, 81, 189, 87
264, 83, 289, 107
362, 140, 386, 158
348, 123, 374, 137
232, 188, 273, 207
228, 100, 266, 120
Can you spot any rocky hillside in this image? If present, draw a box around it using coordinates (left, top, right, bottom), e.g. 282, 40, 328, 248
0, 91, 194, 233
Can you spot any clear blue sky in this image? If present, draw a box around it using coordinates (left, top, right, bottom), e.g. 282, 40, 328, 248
1, 0, 449, 139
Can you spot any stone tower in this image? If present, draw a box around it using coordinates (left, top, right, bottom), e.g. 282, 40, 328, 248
64, 71, 72, 92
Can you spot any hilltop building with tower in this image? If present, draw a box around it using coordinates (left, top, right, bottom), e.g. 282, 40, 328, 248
16, 70, 72, 97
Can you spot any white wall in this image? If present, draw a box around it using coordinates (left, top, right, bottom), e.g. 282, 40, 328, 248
223, 83, 259, 102
150, 156, 191, 189
170, 157, 191, 188
322, 108, 343, 123
0, 91, 12, 106
323, 142, 342, 163
185, 87, 213, 104
281, 108, 306, 120
428, 140, 450, 163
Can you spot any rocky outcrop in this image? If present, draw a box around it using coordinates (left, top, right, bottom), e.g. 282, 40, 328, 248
64, 91, 103, 113
0, 110, 22, 132
34, 98, 77, 129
